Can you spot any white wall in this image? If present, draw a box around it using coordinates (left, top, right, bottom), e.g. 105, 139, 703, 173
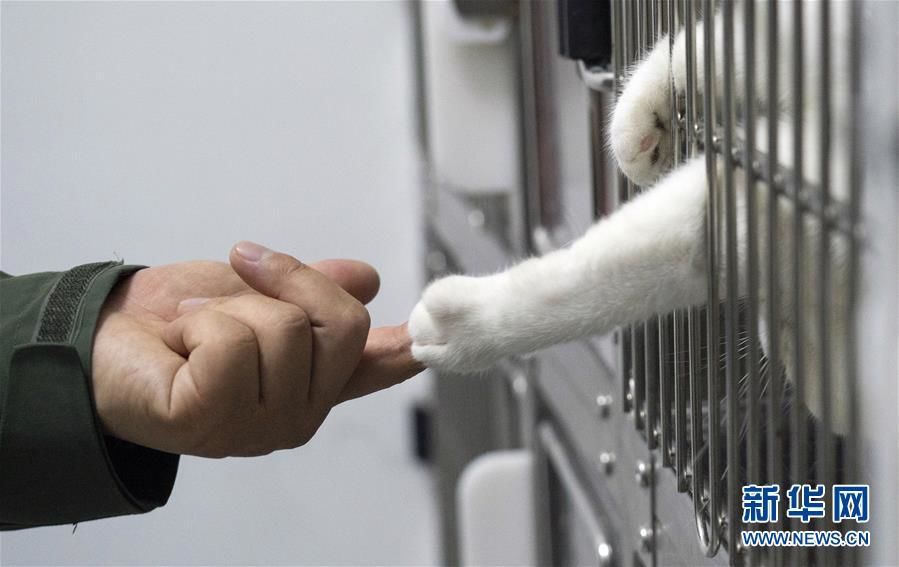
1, 1, 436, 564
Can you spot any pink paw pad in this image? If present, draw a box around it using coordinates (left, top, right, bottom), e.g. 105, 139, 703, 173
639, 132, 659, 155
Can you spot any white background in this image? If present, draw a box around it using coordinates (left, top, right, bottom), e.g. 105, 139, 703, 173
1, 1, 437, 564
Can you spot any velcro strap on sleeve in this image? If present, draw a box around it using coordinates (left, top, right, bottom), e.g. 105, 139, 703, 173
35, 261, 117, 343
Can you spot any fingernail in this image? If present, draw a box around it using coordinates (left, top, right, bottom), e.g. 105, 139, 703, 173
178, 297, 210, 311
234, 241, 271, 263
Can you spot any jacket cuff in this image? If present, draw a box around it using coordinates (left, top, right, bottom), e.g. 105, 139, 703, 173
0, 262, 179, 529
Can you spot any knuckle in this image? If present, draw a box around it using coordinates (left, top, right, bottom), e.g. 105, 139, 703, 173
272, 304, 311, 336
196, 310, 258, 353
280, 257, 310, 280
225, 321, 258, 351
342, 302, 371, 338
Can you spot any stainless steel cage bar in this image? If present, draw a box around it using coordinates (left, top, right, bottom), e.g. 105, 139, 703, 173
721, 0, 740, 556
701, 0, 723, 556
741, 1, 762, 563
815, 0, 835, 504
788, 4, 808, 562
763, 3, 786, 554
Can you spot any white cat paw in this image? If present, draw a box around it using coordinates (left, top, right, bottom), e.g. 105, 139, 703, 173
408, 275, 506, 373
609, 37, 678, 187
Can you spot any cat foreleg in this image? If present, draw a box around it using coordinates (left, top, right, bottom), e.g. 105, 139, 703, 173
410, 158, 711, 372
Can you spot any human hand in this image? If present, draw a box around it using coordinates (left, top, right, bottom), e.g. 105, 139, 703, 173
91, 241, 423, 458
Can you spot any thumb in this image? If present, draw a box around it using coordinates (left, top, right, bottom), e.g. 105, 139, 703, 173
229, 241, 379, 305
228, 241, 362, 324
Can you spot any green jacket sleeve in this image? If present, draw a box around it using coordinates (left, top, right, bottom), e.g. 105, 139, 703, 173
0, 261, 179, 530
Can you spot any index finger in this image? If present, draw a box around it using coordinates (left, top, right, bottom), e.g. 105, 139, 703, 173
229, 241, 370, 409
336, 323, 425, 403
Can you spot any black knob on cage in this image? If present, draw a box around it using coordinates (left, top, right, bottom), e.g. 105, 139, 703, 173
557, 0, 612, 66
